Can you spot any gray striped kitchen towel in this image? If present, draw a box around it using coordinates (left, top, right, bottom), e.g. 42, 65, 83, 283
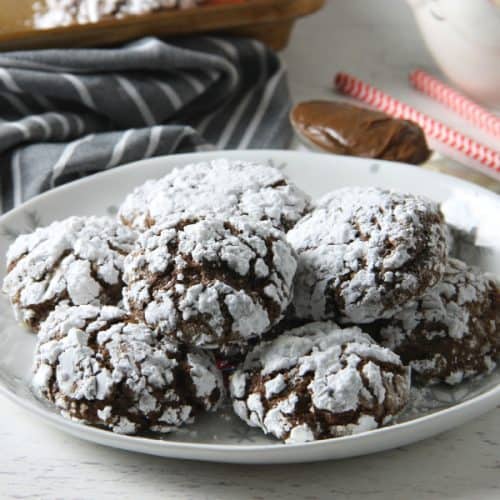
0, 36, 293, 212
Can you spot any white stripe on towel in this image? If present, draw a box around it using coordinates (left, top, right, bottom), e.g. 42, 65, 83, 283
1, 121, 30, 140
179, 72, 205, 95
50, 134, 95, 187
11, 150, 23, 207
153, 80, 182, 110
216, 41, 266, 148
62, 74, 96, 109
49, 113, 71, 137
144, 125, 163, 159
0, 68, 23, 93
30, 116, 51, 139
106, 129, 135, 168
238, 66, 284, 149
116, 76, 155, 127
0, 92, 31, 116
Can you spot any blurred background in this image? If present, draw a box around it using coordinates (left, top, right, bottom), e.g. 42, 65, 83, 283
284, 0, 500, 189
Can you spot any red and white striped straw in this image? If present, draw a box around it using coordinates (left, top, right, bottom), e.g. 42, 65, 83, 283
334, 72, 500, 177
410, 69, 500, 139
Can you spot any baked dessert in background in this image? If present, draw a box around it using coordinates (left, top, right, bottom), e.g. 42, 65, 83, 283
118, 159, 311, 232
34, 0, 204, 29
369, 258, 500, 385
32, 304, 224, 434
123, 216, 297, 352
290, 100, 431, 165
287, 187, 448, 324
229, 321, 410, 443
2, 216, 136, 331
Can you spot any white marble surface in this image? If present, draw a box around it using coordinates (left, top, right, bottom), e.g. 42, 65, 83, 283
1, 1, 500, 498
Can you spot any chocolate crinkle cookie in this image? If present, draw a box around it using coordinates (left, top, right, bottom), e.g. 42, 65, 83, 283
287, 187, 448, 324
118, 158, 311, 232
2, 216, 137, 331
229, 321, 410, 443
123, 216, 297, 352
370, 258, 500, 385
32, 305, 224, 434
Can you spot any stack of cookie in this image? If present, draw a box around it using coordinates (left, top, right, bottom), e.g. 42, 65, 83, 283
2, 159, 306, 436
286, 187, 499, 387
3, 159, 499, 444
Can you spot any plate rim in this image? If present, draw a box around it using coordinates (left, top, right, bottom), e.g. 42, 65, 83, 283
1, 365, 500, 454
1, 149, 499, 461
0, 150, 497, 227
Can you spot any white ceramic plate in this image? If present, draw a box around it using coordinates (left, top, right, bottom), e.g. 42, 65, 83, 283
0, 150, 499, 464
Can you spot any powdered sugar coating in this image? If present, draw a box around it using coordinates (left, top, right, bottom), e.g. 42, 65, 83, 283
287, 187, 448, 324
2, 216, 137, 331
373, 258, 500, 385
32, 304, 223, 434
34, 0, 202, 29
118, 159, 311, 232
229, 321, 410, 443
123, 217, 297, 351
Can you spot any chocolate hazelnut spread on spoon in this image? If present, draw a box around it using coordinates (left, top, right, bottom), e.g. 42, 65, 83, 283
291, 100, 431, 165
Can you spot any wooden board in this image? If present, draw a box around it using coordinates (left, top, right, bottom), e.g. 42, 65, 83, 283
0, 0, 325, 51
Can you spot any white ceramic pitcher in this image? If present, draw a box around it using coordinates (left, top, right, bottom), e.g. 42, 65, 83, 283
406, 0, 500, 109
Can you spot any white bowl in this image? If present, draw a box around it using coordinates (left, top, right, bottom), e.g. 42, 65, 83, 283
407, 0, 500, 109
